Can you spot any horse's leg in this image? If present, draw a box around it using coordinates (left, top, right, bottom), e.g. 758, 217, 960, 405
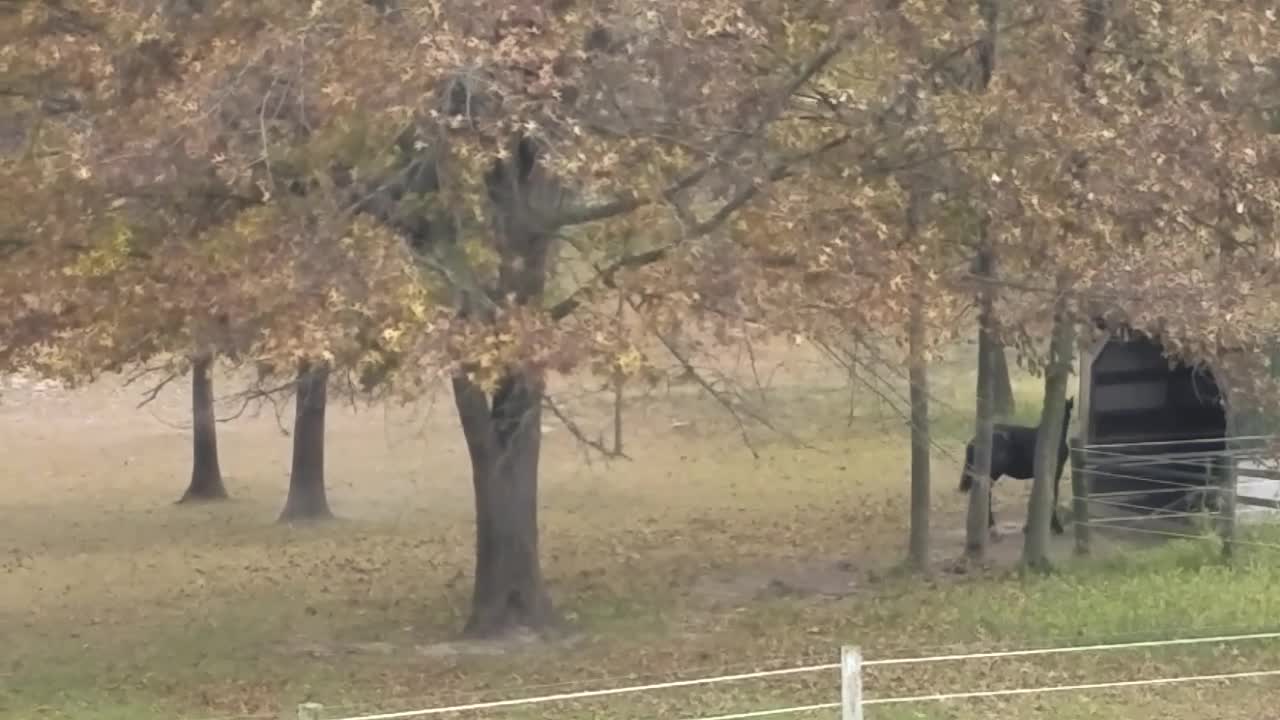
1049, 452, 1070, 535
988, 478, 1002, 541
987, 479, 995, 527
1051, 461, 1065, 534
1022, 471, 1036, 535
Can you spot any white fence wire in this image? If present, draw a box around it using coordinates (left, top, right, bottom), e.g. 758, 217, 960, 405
297, 630, 1280, 720
667, 669, 1280, 720
859, 668, 1280, 706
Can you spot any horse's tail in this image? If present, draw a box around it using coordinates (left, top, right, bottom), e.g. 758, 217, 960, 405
959, 441, 975, 492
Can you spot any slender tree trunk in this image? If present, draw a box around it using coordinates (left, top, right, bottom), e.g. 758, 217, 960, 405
1214, 196, 1239, 561
845, 335, 862, 426
1062, 0, 1108, 555
1023, 279, 1074, 570
178, 352, 228, 503
1217, 407, 1238, 561
966, 240, 997, 560
1214, 230, 1239, 562
612, 290, 626, 456
992, 345, 1016, 417
279, 361, 332, 522
964, 0, 1002, 562
1070, 441, 1091, 555
907, 267, 932, 569
453, 372, 556, 638
612, 371, 625, 456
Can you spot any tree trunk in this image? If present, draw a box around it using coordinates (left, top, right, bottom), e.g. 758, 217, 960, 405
1070, 442, 1091, 555
1064, 0, 1108, 556
452, 372, 556, 638
612, 370, 625, 456
907, 270, 931, 569
965, 241, 997, 560
992, 345, 1016, 417
1217, 414, 1239, 561
178, 352, 228, 503
1023, 280, 1074, 571
435, 133, 559, 638
964, 0, 1001, 562
279, 361, 332, 522
612, 289, 626, 456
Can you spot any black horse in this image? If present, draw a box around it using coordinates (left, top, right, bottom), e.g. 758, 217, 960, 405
959, 397, 1074, 535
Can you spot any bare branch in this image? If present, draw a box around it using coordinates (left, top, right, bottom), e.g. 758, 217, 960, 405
218, 378, 298, 431
122, 361, 176, 387
135, 369, 181, 409
548, 132, 853, 321
542, 394, 630, 460
638, 301, 825, 457
552, 21, 864, 229
655, 330, 759, 458
215, 394, 258, 423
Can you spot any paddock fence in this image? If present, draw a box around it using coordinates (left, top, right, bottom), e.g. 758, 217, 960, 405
1077, 434, 1280, 510
1064, 433, 1280, 557
288, 630, 1280, 720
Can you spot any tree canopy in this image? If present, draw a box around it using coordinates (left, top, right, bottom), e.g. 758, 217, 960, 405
4, 0, 1280, 631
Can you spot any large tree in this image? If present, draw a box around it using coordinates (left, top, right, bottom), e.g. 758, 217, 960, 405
7, 0, 880, 637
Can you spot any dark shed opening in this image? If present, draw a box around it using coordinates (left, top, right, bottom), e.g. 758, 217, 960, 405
1082, 330, 1227, 509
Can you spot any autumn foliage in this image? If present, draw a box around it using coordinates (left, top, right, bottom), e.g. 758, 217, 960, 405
3, 0, 1279, 629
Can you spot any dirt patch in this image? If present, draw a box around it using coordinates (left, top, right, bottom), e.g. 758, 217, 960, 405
690, 559, 862, 606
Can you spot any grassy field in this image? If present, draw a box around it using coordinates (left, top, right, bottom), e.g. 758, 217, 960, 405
2, 341, 1279, 720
